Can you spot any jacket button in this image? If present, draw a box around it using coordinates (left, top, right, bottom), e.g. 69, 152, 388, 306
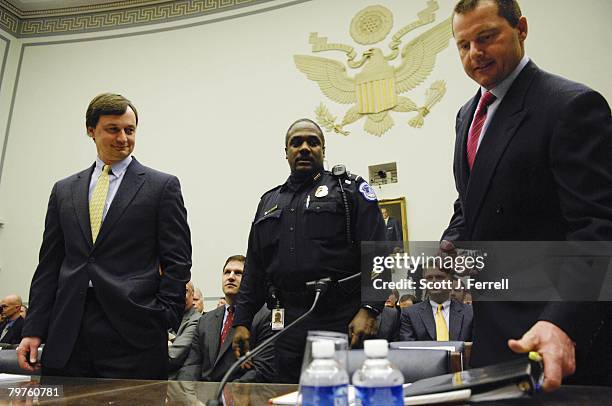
289, 226, 294, 231
495, 206, 503, 214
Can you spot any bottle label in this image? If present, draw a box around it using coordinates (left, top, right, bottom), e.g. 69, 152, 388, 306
300, 384, 349, 406
354, 385, 403, 406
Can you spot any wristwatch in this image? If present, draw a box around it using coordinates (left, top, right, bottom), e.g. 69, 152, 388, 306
361, 304, 380, 316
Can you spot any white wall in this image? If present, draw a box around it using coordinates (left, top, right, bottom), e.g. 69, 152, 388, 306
0, 0, 610, 301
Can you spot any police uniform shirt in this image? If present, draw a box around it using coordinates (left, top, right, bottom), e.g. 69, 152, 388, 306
234, 170, 386, 327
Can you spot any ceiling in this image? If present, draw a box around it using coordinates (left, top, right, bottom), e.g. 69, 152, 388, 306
2, 0, 166, 16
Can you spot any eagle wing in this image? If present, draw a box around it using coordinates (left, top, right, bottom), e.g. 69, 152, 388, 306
395, 17, 453, 94
294, 55, 356, 104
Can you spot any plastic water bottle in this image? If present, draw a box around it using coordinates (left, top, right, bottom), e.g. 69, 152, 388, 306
353, 339, 404, 406
299, 339, 349, 406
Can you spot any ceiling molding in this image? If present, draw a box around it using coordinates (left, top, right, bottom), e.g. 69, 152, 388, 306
3, 1, 169, 18
0, 0, 276, 38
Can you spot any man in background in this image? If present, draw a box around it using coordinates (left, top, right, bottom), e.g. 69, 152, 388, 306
399, 266, 473, 342
18, 93, 192, 379
176, 255, 274, 382
381, 207, 402, 244
193, 287, 205, 314
0, 295, 24, 344
398, 294, 418, 309
168, 281, 201, 378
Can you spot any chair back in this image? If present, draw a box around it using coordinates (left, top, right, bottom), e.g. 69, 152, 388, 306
347, 348, 449, 383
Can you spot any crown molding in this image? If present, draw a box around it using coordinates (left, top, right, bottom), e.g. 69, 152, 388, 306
1, 0, 274, 38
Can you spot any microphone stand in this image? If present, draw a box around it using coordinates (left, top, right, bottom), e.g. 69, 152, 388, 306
206, 277, 332, 406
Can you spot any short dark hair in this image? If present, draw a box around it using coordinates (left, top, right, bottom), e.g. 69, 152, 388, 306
399, 294, 418, 303
285, 118, 325, 147
86, 93, 139, 129
454, 0, 522, 28
223, 254, 246, 271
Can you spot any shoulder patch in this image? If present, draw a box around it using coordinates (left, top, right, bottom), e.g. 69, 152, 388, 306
358, 181, 377, 201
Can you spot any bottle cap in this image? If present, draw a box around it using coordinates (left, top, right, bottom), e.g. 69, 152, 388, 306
363, 339, 388, 357
312, 339, 335, 358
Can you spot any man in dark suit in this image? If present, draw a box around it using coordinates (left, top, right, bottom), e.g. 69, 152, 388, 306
0, 295, 25, 345
400, 266, 472, 342
377, 306, 401, 342
176, 255, 274, 382
17, 93, 192, 379
381, 207, 402, 243
442, 0, 612, 390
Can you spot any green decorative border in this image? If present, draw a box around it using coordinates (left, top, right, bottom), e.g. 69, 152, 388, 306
0, 0, 276, 38
0, 7, 19, 35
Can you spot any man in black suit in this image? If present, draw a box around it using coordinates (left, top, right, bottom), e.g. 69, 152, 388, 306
443, 0, 612, 390
0, 295, 24, 345
400, 266, 473, 342
381, 207, 402, 243
18, 93, 192, 379
176, 255, 274, 382
377, 306, 401, 342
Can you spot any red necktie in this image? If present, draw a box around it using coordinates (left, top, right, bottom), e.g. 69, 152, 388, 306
467, 91, 496, 170
220, 306, 234, 346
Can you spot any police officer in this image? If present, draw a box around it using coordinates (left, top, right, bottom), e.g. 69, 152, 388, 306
232, 118, 386, 383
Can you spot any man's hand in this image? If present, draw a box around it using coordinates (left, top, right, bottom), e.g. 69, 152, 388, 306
232, 326, 253, 370
508, 321, 576, 392
439, 239, 456, 254
17, 337, 42, 372
232, 325, 251, 360
349, 308, 378, 348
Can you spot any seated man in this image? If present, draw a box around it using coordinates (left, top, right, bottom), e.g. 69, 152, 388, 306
398, 294, 418, 309
168, 281, 202, 378
0, 295, 25, 344
175, 255, 274, 382
192, 287, 205, 314
400, 266, 473, 342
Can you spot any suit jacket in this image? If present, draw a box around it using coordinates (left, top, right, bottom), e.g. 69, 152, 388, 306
377, 306, 401, 342
22, 158, 192, 369
384, 217, 402, 242
168, 306, 202, 375
443, 61, 612, 367
175, 306, 274, 383
399, 300, 473, 342
0, 317, 24, 345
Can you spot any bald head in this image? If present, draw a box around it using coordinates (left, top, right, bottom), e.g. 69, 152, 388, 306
1, 294, 23, 321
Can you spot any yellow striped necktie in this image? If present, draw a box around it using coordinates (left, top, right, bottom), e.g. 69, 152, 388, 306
435, 303, 449, 341
90, 164, 110, 242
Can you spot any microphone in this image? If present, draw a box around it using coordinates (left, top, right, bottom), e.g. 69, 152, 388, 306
206, 277, 332, 406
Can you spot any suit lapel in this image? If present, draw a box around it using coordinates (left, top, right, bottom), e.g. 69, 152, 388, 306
72, 164, 96, 248
464, 62, 537, 234
94, 158, 146, 246
208, 307, 224, 366
449, 300, 463, 341
214, 324, 235, 367
418, 302, 437, 340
